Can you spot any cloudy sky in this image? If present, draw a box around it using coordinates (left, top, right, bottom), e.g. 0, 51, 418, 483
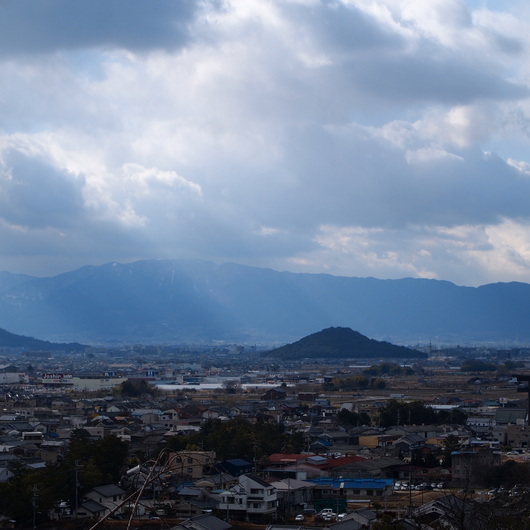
2, 0, 530, 286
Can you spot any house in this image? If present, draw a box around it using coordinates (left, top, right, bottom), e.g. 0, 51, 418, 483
273, 454, 368, 480
36, 440, 67, 464
494, 408, 527, 425
171, 513, 233, 530
261, 388, 287, 401
202, 408, 223, 421
409, 494, 485, 530
195, 472, 237, 491
168, 450, 216, 479
328, 520, 362, 530
82, 484, 126, 516
451, 448, 501, 486
358, 432, 398, 449
345, 508, 376, 527
506, 423, 530, 449
316, 431, 351, 447
217, 473, 277, 521
310, 477, 393, 506
218, 459, 253, 477
75, 500, 108, 520
391, 433, 426, 457
172, 486, 219, 518
320, 456, 402, 480
268, 478, 314, 516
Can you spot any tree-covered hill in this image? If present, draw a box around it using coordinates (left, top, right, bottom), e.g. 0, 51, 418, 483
262, 326, 426, 360
0, 326, 86, 351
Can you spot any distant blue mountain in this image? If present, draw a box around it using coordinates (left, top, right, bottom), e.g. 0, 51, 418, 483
0, 259, 528, 345
0, 271, 34, 292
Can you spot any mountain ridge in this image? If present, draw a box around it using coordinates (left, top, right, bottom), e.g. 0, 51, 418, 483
0, 259, 529, 344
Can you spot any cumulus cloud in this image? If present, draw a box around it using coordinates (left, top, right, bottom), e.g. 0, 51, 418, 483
0, 0, 530, 285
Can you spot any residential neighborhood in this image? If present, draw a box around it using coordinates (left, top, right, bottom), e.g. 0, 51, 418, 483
0, 346, 529, 528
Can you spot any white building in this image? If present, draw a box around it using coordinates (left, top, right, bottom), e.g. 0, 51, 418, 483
217, 473, 277, 520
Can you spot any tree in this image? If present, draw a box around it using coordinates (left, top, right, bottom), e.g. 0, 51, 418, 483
92, 435, 129, 482
378, 400, 437, 428
460, 359, 498, 372
336, 408, 371, 427
363, 363, 414, 377
378, 399, 463, 428
0, 431, 130, 526
165, 418, 304, 461
442, 434, 460, 467
116, 378, 159, 397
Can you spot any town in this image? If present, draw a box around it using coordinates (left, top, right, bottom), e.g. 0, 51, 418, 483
0, 344, 528, 528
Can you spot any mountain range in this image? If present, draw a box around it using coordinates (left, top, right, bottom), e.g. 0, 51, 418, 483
0, 259, 529, 345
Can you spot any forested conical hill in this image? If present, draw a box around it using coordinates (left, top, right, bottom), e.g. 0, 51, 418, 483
263, 326, 426, 359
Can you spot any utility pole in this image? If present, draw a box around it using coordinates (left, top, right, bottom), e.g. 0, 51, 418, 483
74, 460, 80, 519
513, 373, 530, 424
32, 484, 38, 530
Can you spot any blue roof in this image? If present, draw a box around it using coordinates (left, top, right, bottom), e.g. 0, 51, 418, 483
223, 458, 252, 466
309, 478, 393, 490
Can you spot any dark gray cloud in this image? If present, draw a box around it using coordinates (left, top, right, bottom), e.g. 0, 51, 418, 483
285, 0, 404, 53
0, 0, 197, 55
350, 54, 529, 104
0, 149, 86, 228
237, 124, 530, 232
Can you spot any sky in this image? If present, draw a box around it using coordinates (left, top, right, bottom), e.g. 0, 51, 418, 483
2, 0, 530, 286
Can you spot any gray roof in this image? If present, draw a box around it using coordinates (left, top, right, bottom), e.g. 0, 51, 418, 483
179, 486, 202, 497
269, 478, 314, 491
329, 520, 362, 530
195, 472, 235, 487
173, 513, 233, 530
223, 458, 252, 467
92, 484, 125, 498
79, 499, 107, 514
244, 473, 272, 488
352, 508, 376, 521
495, 408, 527, 424
265, 526, 317, 530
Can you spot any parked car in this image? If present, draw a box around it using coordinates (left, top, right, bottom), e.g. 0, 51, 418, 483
295, 514, 304, 522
